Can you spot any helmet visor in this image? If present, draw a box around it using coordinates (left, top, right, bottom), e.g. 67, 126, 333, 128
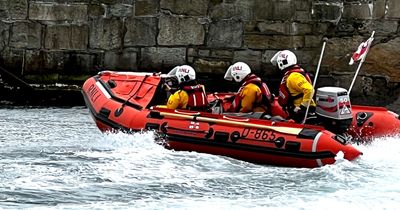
270, 51, 281, 66
224, 65, 233, 81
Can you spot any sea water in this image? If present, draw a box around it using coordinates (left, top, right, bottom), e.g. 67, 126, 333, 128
0, 107, 399, 210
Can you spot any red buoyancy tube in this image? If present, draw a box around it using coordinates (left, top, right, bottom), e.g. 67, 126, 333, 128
231, 74, 273, 112
278, 65, 312, 108
182, 84, 209, 111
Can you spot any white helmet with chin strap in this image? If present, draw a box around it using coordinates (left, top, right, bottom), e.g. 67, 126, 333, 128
224, 62, 251, 83
167, 65, 196, 84
270, 50, 297, 70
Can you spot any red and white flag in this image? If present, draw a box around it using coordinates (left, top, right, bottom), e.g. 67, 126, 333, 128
349, 33, 374, 65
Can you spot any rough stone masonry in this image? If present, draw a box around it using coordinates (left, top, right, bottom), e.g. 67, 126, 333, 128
0, 0, 399, 108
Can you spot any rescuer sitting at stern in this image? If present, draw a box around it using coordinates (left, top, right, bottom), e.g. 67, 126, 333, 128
270, 50, 317, 123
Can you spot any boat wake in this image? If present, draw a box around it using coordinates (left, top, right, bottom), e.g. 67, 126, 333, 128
71, 131, 400, 209
1, 127, 398, 209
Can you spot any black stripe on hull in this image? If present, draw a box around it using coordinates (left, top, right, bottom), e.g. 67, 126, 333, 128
166, 134, 335, 160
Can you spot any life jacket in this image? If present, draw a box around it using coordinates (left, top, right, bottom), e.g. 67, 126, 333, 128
278, 65, 312, 109
231, 74, 272, 112
182, 84, 209, 111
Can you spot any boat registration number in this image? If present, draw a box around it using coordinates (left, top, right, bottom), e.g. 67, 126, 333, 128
241, 128, 276, 141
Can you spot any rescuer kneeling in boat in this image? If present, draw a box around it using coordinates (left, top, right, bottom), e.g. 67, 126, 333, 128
165, 65, 209, 111
270, 50, 317, 124
224, 62, 273, 114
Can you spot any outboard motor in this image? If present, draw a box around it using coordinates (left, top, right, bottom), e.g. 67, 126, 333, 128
316, 87, 353, 134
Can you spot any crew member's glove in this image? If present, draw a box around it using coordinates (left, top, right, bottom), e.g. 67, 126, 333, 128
293, 106, 302, 113
294, 105, 307, 113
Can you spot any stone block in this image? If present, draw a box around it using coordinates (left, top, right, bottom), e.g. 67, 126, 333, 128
343, 2, 373, 20
244, 35, 304, 50
29, 2, 88, 22
292, 36, 307, 49
272, 0, 296, 20
233, 50, 262, 71
336, 20, 356, 34
192, 58, 230, 74
372, 0, 386, 19
63, 52, 103, 74
0, 21, 9, 51
160, 0, 208, 16
89, 18, 123, 50
209, 2, 252, 20
312, 22, 335, 34
358, 20, 398, 35
387, 0, 400, 19
124, 17, 157, 46
198, 49, 210, 57
251, 1, 273, 20
210, 50, 233, 59
246, 22, 312, 35
244, 35, 274, 49
88, 4, 106, 18
109, 3, 133, 17
304, 35, 324, 48
296, 0, 312, 11
363, 37, 400, 82
135, 0, 159, 16
45, 24, 89, 50
262, 50, 278, 64
0, 48, 24, 75
293, 49, 317, 66
187, 48, 233, 63
8, 0, 28, 19
0, 0, 7, 19
104, 48, 138, 70
140, 47, 186, 69
252, 0, 295, 21
187, 48, 197, 57
0, 0, 28, 19
289, 23, 313, 35
312, 2, 343, 23
295, 11, 311, 21
254, 22, 287, 34
158, 16, 205, 46
45, 0, 91, 3
10, 21, 41, 49
207, 19, 242, 48
24, 50, 64, 74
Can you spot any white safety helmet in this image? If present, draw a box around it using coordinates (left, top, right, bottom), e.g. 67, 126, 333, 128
270, 50, 297, 70
224, 62, 251, 83
167, 65, 196, 84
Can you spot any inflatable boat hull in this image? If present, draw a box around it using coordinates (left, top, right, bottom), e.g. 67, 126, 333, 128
81, 71, 367, 168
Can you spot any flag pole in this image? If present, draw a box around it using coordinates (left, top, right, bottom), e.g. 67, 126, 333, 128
348, 31, 375, 94
348, 60, 363, 93
302, 37, 328, 124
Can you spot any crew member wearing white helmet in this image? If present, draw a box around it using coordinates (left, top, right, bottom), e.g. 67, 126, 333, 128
270, 50, 316, 123
166, 65, 209, 111
224, 62, 273, 113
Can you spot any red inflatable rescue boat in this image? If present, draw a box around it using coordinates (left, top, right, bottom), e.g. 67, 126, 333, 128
81, 71, 397, 167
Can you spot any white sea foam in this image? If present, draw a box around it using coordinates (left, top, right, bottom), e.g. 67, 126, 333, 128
1, 108, 399, 210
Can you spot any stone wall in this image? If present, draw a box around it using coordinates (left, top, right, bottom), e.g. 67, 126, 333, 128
0, 0, 399, 106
